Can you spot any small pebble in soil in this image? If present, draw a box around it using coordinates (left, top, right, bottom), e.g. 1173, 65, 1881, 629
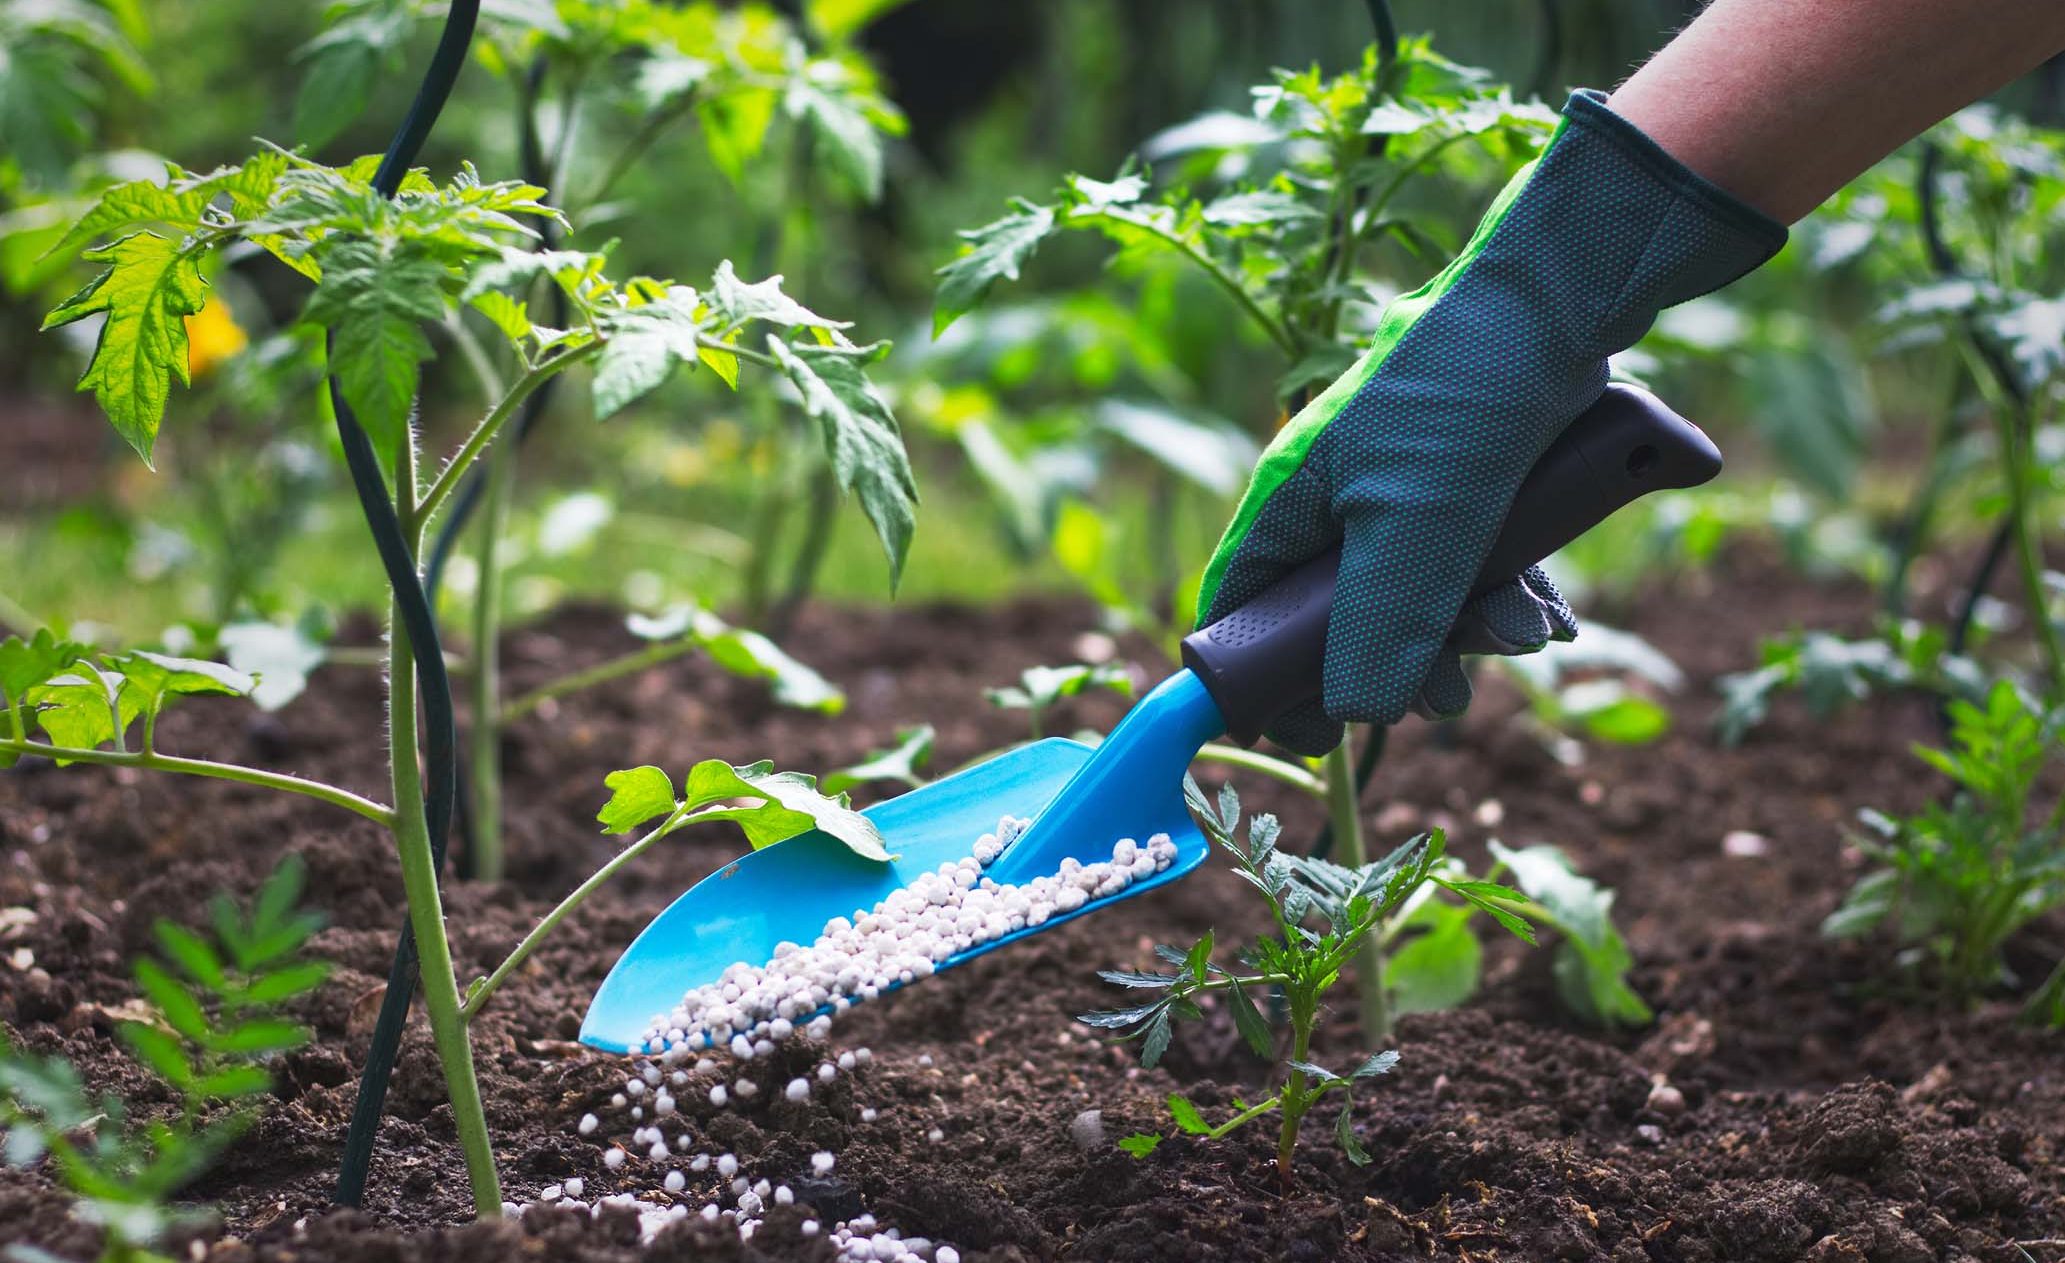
1069, 1109, 1106, 1152
1723, 830, 1770, 858
1647, 1083, 1687, 1117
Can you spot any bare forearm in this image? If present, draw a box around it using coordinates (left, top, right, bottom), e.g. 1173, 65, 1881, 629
1610, 0, 2065, 223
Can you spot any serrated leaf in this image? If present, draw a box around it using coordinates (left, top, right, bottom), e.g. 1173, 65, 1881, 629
303, 236, 444, 461
471, 290, 531, 343
1287, 1059, 1341, 1084
1116, 1133, 1161, 1158
152, 922, 224, 989
208, 1019, 308, 1055
234, 961, 332, 1008
1167, 1094, 1210, 1135
292, 0, 411, 148
679, 759, 890, 862
1139, 1006, 1173, 1069
697, 85, 778, 185
1201, 190, 1319, 227
767, 337, 917, 589
1095, 969, 1180, 990
0, 630, 81, 702
111, 650, 253, 717
592, 285, 706, 419
133, 959, 209, 1044
625, 604, 845, 714
117, 1022, 195, 1091
822, 725, 935, 794
787, 78, 887, 200
42, 232, 208, 464
933, 199, 1057, 336
707, 261, 847, 333
1336, 1103, 1370, 1165
43, 170, 210, 264
192, 1065, 273, 1100
1226, 983, 1272, 1058
1353, 1050, 1401, 1079
252, 854, 311, 941
597, 766, 677, 834
1183, 931, 1214, 985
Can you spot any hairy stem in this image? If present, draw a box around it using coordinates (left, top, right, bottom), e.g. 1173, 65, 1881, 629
1323, 740, 1389, 1041
420, 342, 603, 525
389, 451, 502, 1217
463, 804, 690, 1022
0, 739, 395, 824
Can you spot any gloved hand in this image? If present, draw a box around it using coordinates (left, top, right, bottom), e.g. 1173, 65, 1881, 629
1196, 90, 1786, 756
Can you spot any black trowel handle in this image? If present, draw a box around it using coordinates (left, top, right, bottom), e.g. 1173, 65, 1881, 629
1181, 384, 1723, 746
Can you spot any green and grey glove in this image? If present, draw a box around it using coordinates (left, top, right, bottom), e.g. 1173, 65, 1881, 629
1198, 89, 1786, 755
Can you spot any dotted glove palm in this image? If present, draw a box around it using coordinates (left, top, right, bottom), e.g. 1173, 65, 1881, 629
1198, 90, 1786, 755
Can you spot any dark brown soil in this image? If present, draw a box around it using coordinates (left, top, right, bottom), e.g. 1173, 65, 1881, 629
3, 553, 2061, 1262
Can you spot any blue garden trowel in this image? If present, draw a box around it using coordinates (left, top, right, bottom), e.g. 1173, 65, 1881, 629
580, 385, 1721, 1052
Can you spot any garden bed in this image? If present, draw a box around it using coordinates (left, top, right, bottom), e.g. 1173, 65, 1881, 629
2, 550, 2059, 1263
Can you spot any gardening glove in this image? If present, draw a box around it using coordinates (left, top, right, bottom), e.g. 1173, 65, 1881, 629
1197, 89, 1786, 756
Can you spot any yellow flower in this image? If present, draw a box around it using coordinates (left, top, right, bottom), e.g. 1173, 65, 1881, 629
184, 295, 247, 378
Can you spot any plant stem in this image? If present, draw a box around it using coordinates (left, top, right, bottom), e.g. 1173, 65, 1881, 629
1997, 398, 2065, 700
466, 439, 517, 882
0, 739, 395, 825
1072, 206, 1296, 355
1276, 995, 1317, 1193
1189, 743, 1328, 797
1203, 1092, 1283, 1139
768, 460, 839, 640
463, 805, 690, 1021
420, 343, 603, 525
1323, 739, 1389, 1041
388, 454, 502, 1218
500, 633, 706, 722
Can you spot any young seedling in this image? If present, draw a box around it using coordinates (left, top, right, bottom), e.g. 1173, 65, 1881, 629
1084, 780, 1535, 1192
0, 858, 330, 1263
1825, 681, 2065, 1023
985, 663, 1135, 740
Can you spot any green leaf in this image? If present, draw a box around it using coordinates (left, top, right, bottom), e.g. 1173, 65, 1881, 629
1095, 969, 1180, 990
985, 663, 1133, 713
933, 198, 1057, 336
208, 1019, 308, 1055
1352, 1050, 1401, 1079
133, 959, 209, 1044
1386, 898, 1483, 1017
1225, 982, 1273, 1058
697, 85, 779, 185
117, 1022, 195, 1091
302, 237, 445, 461
1116, 1133, 1162, 1158
1287, 1059, 1341, 1085
822, 725, 935, 794
110, 650, 253, 717
706, 261, 847, 334
29, 663, 141, 753
1200, 190, 1320, 228
1489, 842, 1650, 1028
766, 337, 918, 589
1336, 1103, 1370, 1165
41, 231, 208, 465
789, 79, 897, 202
625, 604, 846, 714
679, 759, 891, 862
1568, 688, 1672, 745
43, 170, 211, 264
234, 961, 332, 1008
252, 855, 313, 942
591, 286, 706, 419
292, 0, 412, 148
1138, 1007, 1173, 1070
1166, 1094, 1210, 1135
1437, 877, 1538, 945
597, 766, 677, 835
152, 922, 224, 989
1183, 931, 1214, 985
192, 1065, 273, 1101
0, 629, 80, 701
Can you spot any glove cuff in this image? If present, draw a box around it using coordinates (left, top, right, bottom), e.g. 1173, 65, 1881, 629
1562, 89, 1788, 258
